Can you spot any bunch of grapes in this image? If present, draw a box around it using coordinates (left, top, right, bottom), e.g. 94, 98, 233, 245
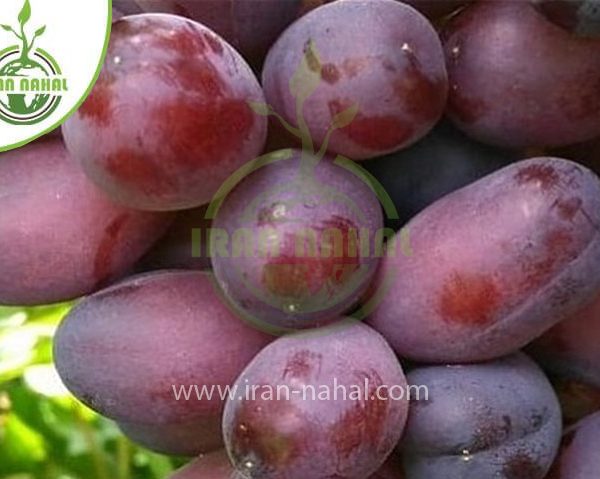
2, 0, 600, 478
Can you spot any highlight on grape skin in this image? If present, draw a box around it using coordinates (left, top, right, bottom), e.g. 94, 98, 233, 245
63, 14, 268, 211
262, 0, 448, 160
0, 139, 172, 306
53, 271, 272, 456
222, 321, 410, 479
401, 353, 562, 479
211, 149, 386, 331
368, 157, 600, 363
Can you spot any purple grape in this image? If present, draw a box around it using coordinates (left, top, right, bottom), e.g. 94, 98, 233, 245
401, 353, 562, 479
547, 412, 600, 478
63, 14, 267, 211
222, 321, 410, 479
54, 271, 272, 455
368, 158, 600, 363
443, 1, 600, 149
0, 139, 171, 306
262, 0, 448, 160
211, 149, 384, 331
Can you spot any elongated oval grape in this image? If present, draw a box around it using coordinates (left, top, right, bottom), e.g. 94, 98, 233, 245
169, 451, 237, 478
211, 150, 384, 331
529, 291, 600, 388
134, 0, 301, 68
368, 158, 600, 363
63, 14, 267, 211
547, 412, 600, 478
0, 139, 171, 306
54, 271, 272, 455
262, 0, 448, 160
443, 1, 600, 149
222, 321, 410, 479
401, 354, 562, 479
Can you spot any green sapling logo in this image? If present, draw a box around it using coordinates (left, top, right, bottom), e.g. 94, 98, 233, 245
0, 0, 67, 125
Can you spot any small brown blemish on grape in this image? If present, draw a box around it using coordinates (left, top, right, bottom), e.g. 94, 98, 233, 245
79, 79, 113, 126
331, 370, 388, 458
471, 414, 512, 452
515, 164, 560, 190
283, 350, 323, 380
554, 197, 582, 221
328, 99, 414, 150
321, 63, 341, 84
439, 272, 501, 326
94, 213, 130, 283
342, 57, 369, 77
231, 397, 306, 471
502, 451, 544, 479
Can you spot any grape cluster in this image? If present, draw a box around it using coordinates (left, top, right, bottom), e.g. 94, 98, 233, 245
2, 0, 600, 478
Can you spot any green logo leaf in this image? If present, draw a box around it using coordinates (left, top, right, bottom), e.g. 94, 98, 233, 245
248, 101, 272, 116
332, 103, 359, 129
34, 25, 46, 37
1, 24, 13, 31
18, 0, 31, 26
289, 39, 322, 102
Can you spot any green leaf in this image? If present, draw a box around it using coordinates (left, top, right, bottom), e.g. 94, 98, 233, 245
34, 25, 46, 37
248, 101, 272, 116
1, 24, 13, 31
18, 0, 31, 26
332, 103, 359, 129
289, 39, 322, 102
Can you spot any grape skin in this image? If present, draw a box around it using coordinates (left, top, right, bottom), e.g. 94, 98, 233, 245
222, 321, 410, 479
401, 353, 562, 479
443, 1, 600, 149
368, 157, 600, 363
211, 149, 384, 331
63, 14, 267, 211
0, 139, 171, 306
54, 271, 272, 455
262, 0, 448, 160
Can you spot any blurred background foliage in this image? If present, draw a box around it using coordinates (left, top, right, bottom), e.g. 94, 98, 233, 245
0, 304, 185, 479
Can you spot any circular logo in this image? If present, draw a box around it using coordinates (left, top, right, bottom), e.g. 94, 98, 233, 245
0, 0, 110, 151
0, 45, 62, 125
